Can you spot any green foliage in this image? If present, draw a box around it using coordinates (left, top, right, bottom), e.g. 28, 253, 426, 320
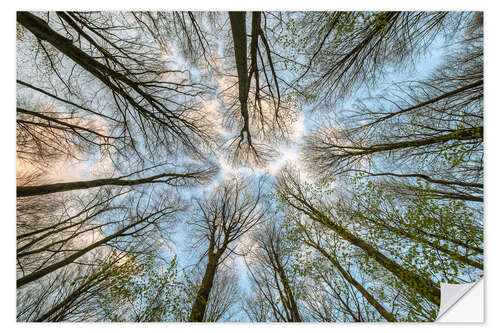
95, 255, 192, 322
273, 171, 482, 321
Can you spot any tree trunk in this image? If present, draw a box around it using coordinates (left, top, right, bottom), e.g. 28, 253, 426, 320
311, 242, 397, 322
17, 212, 155, 288
338, 126, 483, 159
321, 214, 440, 306
228, 12, 251, 141
286, 194, 441, 306
189, 256, 218, 322
273, 251, 301, 322
17, 172, 197, 197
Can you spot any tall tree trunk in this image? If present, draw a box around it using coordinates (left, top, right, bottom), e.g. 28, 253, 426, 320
189, 256, 218, 322
285, 193, 441, 306
336, 126, 483, 160
272, 251, 301, 322
308, 241, 397, 322
228, 12, 251, 142
17, 172, 199, 197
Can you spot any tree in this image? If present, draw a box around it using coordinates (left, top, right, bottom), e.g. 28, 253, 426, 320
283, 11, 462, 104
290, 216, 397, 321
244, 218, 302, 322
186, 266, 241, 322
93, 255, 194, 322
17, 11, 213, 160
302, 12, 483, 204
276, 170, 441, 306
17, 188, 184, 288
187, 177, 268, 321
17, 166, 214, 197
16, 11, 218, 322
227, 12, 284, 159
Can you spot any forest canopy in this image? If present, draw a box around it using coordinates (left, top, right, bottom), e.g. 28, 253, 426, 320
16, 11, 483, 322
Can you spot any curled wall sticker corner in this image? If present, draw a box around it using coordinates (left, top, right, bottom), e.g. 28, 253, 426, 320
436, 278, 484, 322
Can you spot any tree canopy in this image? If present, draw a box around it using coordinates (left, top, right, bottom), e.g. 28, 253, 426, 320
16, 10, 483, 322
